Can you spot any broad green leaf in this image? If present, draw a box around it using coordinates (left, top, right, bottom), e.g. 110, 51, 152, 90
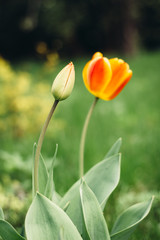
80, 180, 110, 240
0, 220, 25, 240
111, 196, 154, 240
25, 192, 83, 240
60, 154, 121, 234
0, 208, 4, 220
44, 144, 58, 200
105, 138, 122, 158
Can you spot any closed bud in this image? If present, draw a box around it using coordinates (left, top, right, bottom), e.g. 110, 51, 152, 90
51, 62, 75, 101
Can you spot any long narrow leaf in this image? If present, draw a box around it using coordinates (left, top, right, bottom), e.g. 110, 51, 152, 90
111, 196, 154, 240
38, 152, 49, 194
44, 144, 58, 200
32, 143, 49, 196
80, 180, 110, 240
32, 143, 37, 198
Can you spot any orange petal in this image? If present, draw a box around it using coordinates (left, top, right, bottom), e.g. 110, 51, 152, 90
108, 70, 132, 100
82, 59, 92, 92
83, 56, 112, 97
83, 57, 103, 97
101, 58, 132, 100
88, 57, 112, 94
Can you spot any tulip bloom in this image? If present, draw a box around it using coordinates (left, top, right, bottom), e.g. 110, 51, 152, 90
83, 52, 132, 100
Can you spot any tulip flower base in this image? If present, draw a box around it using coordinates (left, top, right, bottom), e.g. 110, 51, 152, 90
0, 55, 154, 240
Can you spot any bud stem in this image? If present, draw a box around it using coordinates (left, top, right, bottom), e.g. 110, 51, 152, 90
79, 97, 99, 178
34, 100, 59, 194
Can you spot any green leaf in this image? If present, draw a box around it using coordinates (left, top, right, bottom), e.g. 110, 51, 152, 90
52, 191, 62, 205
80, 180, 110, 240
59, 228, 64, 240
0, 220, 25, 240
38, 152, 49, 194
63, 201, 70, 212
32, 143, 49, 197
44, 144, 58, 200
0, 208, 4, 220
100, 138, 122, 209
105, 138, 122, 158
60, 154, 121, 234
25, 192, 83, 240
32, 143, 37, 198
111, 196, 154, 240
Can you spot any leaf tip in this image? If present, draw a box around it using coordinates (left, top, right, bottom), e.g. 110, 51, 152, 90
55, 143, 58, 151
118, 137, 122, 142
150, 195, 155, 206
36, 191, 41, 198
80, 178, 86, 196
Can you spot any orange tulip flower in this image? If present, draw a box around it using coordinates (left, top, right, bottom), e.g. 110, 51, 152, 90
83, 52, 132, 100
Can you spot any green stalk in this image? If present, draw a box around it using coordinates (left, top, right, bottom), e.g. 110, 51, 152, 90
79, 97, 99, 178
34, 100, 59, 193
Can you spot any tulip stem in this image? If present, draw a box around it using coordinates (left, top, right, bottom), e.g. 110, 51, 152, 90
79, 97, 99, 178
34, 100, 59, 194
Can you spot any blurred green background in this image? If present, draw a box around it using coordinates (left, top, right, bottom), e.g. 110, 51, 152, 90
0, 0, 160, 239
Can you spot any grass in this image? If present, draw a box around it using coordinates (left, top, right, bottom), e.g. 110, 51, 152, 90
0, 51, 160, 239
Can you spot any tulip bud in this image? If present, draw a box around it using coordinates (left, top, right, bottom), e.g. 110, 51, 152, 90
51, 62, 75, 101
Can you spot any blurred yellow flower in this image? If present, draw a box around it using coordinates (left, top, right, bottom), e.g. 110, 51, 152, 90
0, 57, 64, 138
0, 57, 15, 81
